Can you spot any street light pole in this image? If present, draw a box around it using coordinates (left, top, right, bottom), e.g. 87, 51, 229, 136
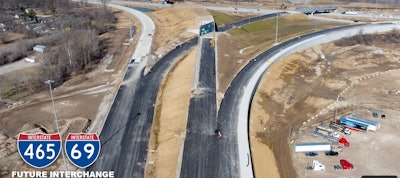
275, 12, 278, 43
45, 80, 68, 171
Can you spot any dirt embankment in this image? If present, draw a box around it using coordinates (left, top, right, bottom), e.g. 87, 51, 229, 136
250, 35, 400, 178
145, 48, 196, 178
148, 4, 209, 58
143, 5, 211, 177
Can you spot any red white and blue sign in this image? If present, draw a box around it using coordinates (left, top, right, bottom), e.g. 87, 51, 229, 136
17, 133, 62, 168
65, 133, 100, 168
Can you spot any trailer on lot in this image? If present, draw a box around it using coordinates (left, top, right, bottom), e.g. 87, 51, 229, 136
338, 115, 380, 132
294, 142, 331, 152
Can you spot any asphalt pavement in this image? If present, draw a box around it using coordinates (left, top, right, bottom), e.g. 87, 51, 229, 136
180, 38, 217, 178
88, 37, 198, 177
180, 13, 288, 178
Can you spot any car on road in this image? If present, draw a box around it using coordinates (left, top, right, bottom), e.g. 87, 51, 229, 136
325, 151, 339, 156
214, 129, 222, 138
304, 152, 318, 156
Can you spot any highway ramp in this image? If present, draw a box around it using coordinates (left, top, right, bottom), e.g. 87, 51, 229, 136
180, 38, 218, 178
88, 37, 198, 177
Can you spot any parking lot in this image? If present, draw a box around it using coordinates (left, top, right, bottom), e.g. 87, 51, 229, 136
292, 109, 400, 178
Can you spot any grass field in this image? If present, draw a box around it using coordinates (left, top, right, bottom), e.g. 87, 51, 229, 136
227, 14, 347, 52
208, 10, 243, 27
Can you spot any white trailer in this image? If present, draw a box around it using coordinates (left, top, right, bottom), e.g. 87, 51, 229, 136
294, 142, 331, 152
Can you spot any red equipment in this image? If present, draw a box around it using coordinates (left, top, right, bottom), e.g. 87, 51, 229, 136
340, 159, 354, 170
339, 137, 350, 147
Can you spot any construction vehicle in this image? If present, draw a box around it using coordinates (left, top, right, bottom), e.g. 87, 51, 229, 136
210, 39, 215, 47
215, 129, 222, 138
313, 126, 340, 142
330, 121, 352, 135
340, 159, 354, 170
306, 160, 325, 171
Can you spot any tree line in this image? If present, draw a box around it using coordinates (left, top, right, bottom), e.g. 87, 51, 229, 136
0, 0, 117, 100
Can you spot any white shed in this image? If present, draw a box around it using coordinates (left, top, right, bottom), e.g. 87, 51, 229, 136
33, 45, 46, 53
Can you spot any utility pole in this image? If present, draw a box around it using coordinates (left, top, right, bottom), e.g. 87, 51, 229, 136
248, 0, 252, 24
275, 12, 278, 43
129, 16, 133, 40
45, 80, 68, 171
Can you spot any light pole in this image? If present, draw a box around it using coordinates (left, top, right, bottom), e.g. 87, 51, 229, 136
45, 80, 68, 171
275, 12, 278, 43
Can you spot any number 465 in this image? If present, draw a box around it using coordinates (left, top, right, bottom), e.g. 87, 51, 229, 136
24, 144, 55, 160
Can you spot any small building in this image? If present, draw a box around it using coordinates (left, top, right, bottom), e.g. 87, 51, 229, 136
338, 115, 380, 132
24, 56, 39, 63
33, 45, 46, 53
294, 142, 331, 152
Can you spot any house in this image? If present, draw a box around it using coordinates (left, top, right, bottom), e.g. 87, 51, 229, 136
33, 45, 46, 53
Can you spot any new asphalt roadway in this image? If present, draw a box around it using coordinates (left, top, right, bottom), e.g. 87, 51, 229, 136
88, 37, 198, 177
180, 13, 285, 178
180, 38, 217, 178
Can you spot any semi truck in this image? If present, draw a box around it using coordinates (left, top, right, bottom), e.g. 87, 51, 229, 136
313, 126, 340, 142
340, 159, 354, 170
330, 121, 352, 135
306, 160, 325, 171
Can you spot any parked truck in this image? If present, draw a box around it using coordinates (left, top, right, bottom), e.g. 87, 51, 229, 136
306, 160, 325, 171
313, 126, 340, 142
340, 159, 354, 170
339, 137, 350, 147
330, 121, 352, 135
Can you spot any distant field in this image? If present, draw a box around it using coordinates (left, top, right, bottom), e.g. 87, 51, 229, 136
208, 10, 243, 27
227, 14, 347, 52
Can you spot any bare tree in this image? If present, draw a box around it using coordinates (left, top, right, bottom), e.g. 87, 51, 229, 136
0, 30, 9, 44
101, 0, 111, 9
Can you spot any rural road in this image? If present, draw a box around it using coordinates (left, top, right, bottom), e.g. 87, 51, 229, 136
0, 60, 40, 76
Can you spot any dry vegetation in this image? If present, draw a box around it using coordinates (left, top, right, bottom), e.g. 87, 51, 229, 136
0, 1, 118, 103
335, 29, 400, 46
0, 2, 135, 175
